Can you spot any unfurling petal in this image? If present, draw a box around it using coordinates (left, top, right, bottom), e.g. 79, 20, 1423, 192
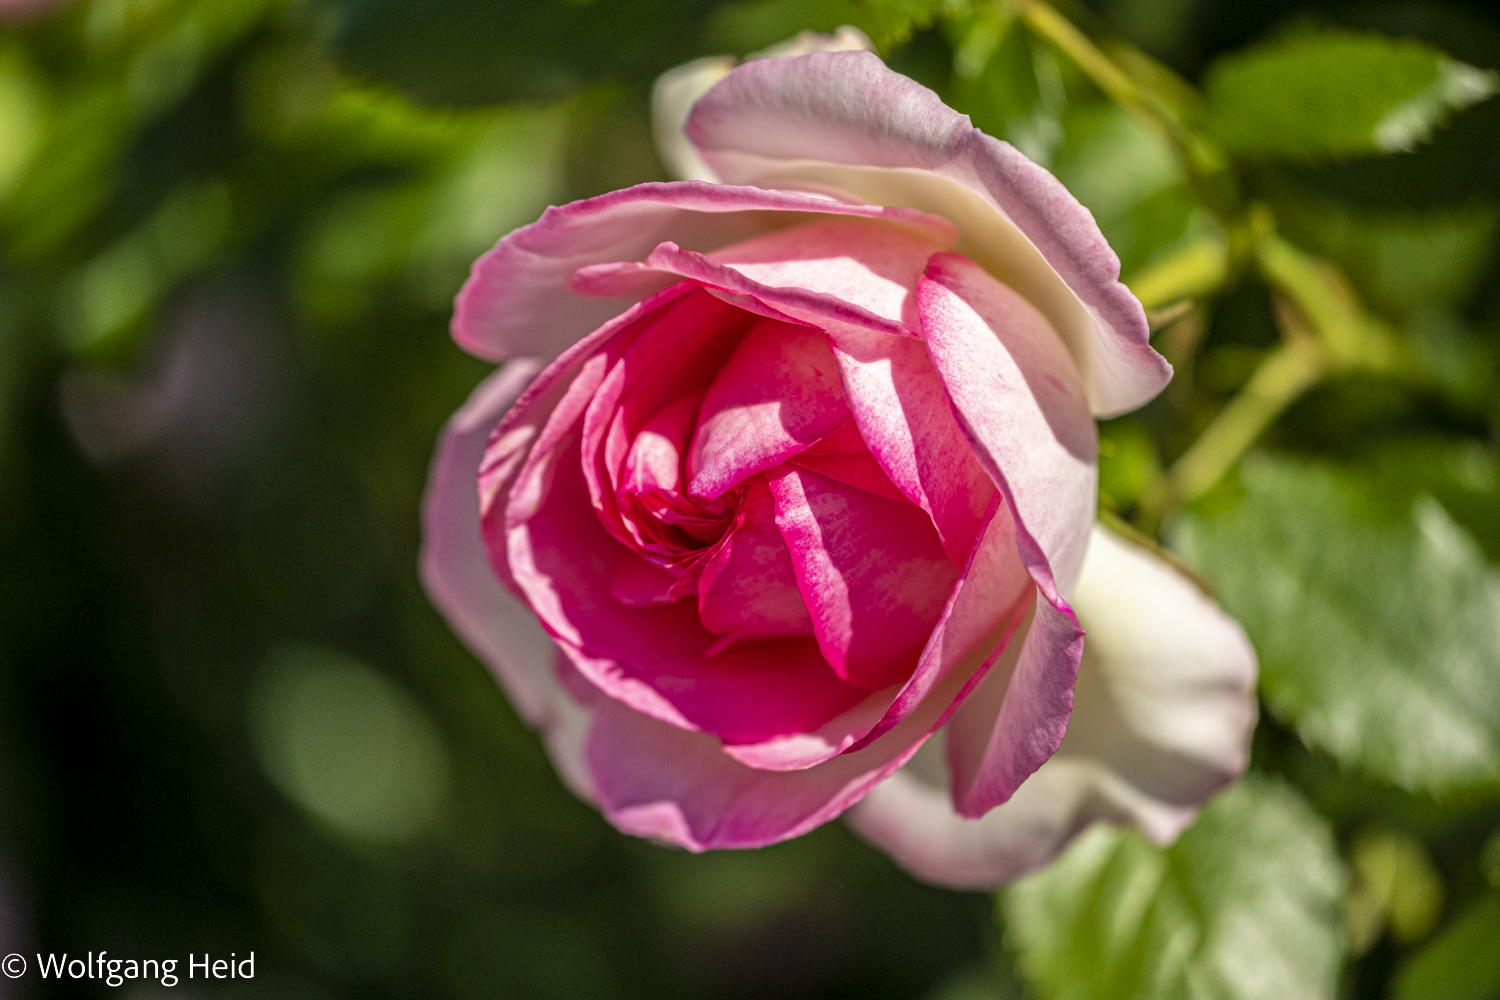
845, 525, 1258, 889
455, 182, 954, 363
684, 50, 1171, 417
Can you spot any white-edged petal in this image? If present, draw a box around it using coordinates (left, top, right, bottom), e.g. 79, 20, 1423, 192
847, 524, 1257, 889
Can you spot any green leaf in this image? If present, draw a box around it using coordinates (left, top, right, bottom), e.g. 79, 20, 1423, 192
947, 9, 1062, 166
1050, 105, 1217, 278
1002, 777, 1345, 1000
1173, 455, 1500, 795
1355, 440, 1500, 563
1202, 28, 1499, 161
851, 0, 956, 50
1393, 894, 1500, 1000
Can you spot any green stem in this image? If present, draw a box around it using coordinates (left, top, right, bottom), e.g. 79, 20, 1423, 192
1141, 336, 1328, 527
1253, 227, 1402, 371
1012, 0, 1141, 110
1126, 235, 1230, 312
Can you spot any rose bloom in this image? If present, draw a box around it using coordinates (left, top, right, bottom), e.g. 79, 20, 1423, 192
421, 33, 1257, 889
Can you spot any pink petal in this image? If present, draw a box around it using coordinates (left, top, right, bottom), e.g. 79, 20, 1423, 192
847, 499, 1033, 754
683, 51, 1171, 417
826, 328, 998, 566
576, 286, 751, 557
479, 284, 703, 548
420, 361, 562, 728
688, 316, 851, 500
583, 627, 985, 850
788, 447, 910, 505
728, 487, 1032, 773
454, 180, 955, 363
696, 474, 814, 642
622, 391, 701, 495
608, 549, 679, 606
917, 252, 1096, 599
944, 590, 1086, 817
650, 27, 872, 183
846, 525, 1257, 889
706, 217, 947, 331
847, 751, 1192, 891
496, 420, 867, 746
767, 465, 957, 691
627, 240, 914, 340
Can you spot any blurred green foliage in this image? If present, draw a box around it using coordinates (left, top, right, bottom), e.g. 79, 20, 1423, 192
1, 0, 1498, 998
1003, 778, 1346, 1000
1175, 455, 1500, 796
1201, 28, 1498, 160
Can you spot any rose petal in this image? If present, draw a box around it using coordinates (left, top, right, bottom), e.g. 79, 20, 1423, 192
578, 287, 750, 558
707, 216, 946, 331
623, 240, 915, 340
455, 181, 956, 363
826, 328, 998, 566
651, 55, 738, 183
584, 624, 985, 850
688, 316, 851, 500
684, 50, 1172, 417
622, 391, 701, 495
767, 464, 957, 691
728, 484, 1031, 772
846, 748, 1193, 891
420, 361, 560, 727
917, 252, 1096, 599
649, 27, 872, 184
498, 422, 868, 745
788, 446, 909, 506
943, 590, 1086, 817
846, 499, 1032, 753
1062, 525, 1258, 803
696, 474, 814, 642
846, 525, 1258, 889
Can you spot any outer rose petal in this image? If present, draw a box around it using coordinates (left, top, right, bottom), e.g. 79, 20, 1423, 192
683, 50, 1172, 417
652, 56, 737, 183
454, 182, 955, 363
845, 525, 1258, 890
420, 361, 558, 727
419, 362, 595, 801
917, 252, 1096, 598
650, 27, 872, 182
943, 591, 1085, 818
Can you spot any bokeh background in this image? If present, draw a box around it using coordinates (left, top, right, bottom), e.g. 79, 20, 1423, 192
1, 0, 1498, 997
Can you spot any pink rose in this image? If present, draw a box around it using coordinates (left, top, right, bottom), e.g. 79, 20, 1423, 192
422, 39, 1257, 887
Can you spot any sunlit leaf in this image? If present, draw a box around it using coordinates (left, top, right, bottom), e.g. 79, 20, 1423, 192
949, 11, 1063, 166
1173, 455, 1500, 795
1051, 105, 1209, 276
852, 0, 954, 50
1002, 777, 1345, 1000
1203, 28, 1498, 161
